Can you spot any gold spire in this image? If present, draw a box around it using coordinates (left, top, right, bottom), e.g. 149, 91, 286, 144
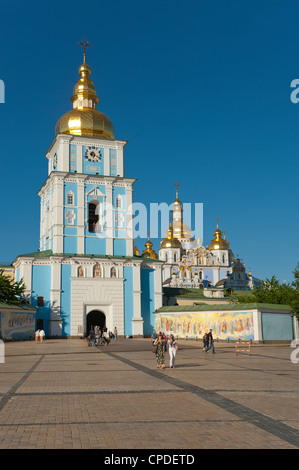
55, 39, 115, 139
166, 183, 192, 240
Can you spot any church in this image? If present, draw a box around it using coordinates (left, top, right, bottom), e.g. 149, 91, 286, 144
11, 43, 259, 339
12, 44, 164, 338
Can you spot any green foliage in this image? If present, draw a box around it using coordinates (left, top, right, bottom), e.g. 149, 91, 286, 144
0, 269, 26, 305
235, 264, 299, 316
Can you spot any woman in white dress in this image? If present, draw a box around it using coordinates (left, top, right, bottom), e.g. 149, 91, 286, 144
168, 334, 178, 368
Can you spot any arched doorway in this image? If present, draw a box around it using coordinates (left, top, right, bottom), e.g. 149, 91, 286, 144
86, 310, 106, 335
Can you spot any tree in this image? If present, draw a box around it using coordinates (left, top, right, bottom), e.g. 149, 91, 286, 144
236, 267, 299, 316
0, 269, 26, 305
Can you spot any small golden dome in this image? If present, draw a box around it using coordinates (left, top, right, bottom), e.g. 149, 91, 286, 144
133, 242, 140, 256
55, 54, 115, 139
141, 237, 158, 259
208, 221, 230, 251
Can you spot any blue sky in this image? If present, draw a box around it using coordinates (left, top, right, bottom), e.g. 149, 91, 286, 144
0, 0, 298, 283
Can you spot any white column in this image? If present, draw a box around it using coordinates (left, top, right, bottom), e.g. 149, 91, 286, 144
49, 258, 63, 336
126, 184, 134, 257
77, 145, 83, 173
117, 147, 124, 177
52, 178, 64, 253
154, 264, 163, 311
104, 148, 110, 176
60, 139, 70, 172
253, 309, 262, 342
19, 259, 33, 302
106, 182, 113, 255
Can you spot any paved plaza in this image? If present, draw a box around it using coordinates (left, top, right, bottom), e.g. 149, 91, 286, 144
0, 338, 298, 449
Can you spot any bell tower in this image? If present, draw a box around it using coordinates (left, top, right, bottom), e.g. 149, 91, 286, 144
38, 40, 135, 257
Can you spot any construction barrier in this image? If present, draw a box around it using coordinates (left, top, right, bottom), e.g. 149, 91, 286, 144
235, 341, 251, 356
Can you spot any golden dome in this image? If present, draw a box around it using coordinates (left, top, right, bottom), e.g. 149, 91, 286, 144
208, 221, 230, 251
55, 54, 115, 139
141, 237, 158, 259
160, 224, 182, 249
133, 241, 140, 256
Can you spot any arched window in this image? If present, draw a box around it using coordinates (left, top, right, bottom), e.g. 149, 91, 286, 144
222, 254, 225, 263
88, 201, 100, 233
174, 253, 177, 262
94, 265, 101, 278
199, 270, 203, 280
111, 267, 117, 278
165, 253, 168, 262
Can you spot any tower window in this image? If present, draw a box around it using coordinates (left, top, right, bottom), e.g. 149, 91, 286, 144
174, 253, 177, 262
116, 195, 123, 209
37, 297, 44, 307
88, 201, 100, 233
67, 192, 74, 205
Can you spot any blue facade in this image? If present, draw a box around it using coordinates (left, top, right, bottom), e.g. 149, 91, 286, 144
31, 265, 51, 336
60, 264, 72, 336
141, 267, 155, 336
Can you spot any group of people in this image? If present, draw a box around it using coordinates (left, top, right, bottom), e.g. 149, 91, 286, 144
151, 331, 179, 369
35, 329, 45, 343
151, 328, 215, 369
86, 326, 118, 346
202, 329, 215, 354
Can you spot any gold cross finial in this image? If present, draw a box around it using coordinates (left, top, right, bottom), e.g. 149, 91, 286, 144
216, 217, 219, 228
173, 181, 181, 199
78, 37, 92, 62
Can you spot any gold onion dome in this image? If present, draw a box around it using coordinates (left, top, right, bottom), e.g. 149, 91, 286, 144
55, 49, 115, 139
141, 236, 158, 259
160, 224, 182, 249
208, 220, 230, 250
133, 240, 140, 256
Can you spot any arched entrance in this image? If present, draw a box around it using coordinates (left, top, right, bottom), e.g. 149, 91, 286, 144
86, 310, 106, 335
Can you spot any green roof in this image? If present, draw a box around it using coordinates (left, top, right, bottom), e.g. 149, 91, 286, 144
0, 302, 37, 311
14, 250, 163, 262
156, 303, 293, 313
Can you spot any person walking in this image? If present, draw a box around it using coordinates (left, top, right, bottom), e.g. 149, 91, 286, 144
153, 333, 165, 369
114, 327, 118, 339
151, 329, 158, 345
168, 334, 178, 368
39, 329, 45, 344
202, 332, 209, 353
206, 329, 215, 354
35, 329, 40, 343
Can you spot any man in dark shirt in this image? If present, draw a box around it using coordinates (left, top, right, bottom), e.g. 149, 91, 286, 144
207, 329, 215, 354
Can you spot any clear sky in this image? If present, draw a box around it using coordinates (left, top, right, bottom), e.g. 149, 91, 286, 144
0, 0, 298, 283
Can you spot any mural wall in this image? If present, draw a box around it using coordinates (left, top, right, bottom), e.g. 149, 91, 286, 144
0, 311, 36, 341
155, 311, 254, 341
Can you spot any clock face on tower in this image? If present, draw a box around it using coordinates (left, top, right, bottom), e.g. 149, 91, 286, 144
85, 147, 102, 163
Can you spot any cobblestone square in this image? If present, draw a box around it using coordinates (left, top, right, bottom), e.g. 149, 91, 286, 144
0, 338, 298, 449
